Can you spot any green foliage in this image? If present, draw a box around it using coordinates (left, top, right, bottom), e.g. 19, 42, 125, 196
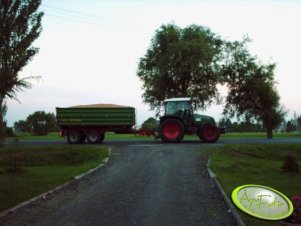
218, 117, 264, 132
5, 126, 15, 137
0, 0, 43, 143
13, 119, 29, 133
286, 114, 301, 132
222, 38, 286, 138
14, 111, 58, 136
141, 117, 158, 130
0, 101, 7, 144
137, 23, 224, 111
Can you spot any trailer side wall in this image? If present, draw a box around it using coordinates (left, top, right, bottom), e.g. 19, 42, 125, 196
56, 107, 136, 127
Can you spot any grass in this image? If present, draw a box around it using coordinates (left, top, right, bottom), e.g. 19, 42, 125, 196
209, 144, 301, 226
0, 145, 109, 212
6, 131, 301, 142
221, 132, 301, 139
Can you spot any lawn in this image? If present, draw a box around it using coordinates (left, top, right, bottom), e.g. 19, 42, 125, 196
209, 144, 301, 226
6, 131, 301, 142
0, 145, 109, 212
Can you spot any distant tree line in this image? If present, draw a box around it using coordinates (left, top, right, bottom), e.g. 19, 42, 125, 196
217, 118, 264, 133
13, 111, 58, 136
218, 114, 301, 133
284, 114, 301, 133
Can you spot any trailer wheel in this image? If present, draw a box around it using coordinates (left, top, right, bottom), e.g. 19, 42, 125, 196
67, 130, 81, 144
159, 118, 184, 143
87, 130, 103, 144
199, 124, 219, 143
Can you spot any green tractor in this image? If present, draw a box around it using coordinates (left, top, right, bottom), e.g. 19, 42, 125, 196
158, 97, 225, 143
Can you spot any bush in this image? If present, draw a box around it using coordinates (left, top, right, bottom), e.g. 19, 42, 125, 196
6, 127, 16, 137
281, 155, 299, 173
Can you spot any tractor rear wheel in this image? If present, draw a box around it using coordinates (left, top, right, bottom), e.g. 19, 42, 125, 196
199, 124, 219, 143
159, 118, 184, 143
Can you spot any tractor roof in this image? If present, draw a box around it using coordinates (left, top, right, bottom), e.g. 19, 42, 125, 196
164, 97, 191, 102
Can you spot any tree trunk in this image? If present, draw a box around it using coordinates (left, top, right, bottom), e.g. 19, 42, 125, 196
0, 98, 6, 145
266, 127, 273, 139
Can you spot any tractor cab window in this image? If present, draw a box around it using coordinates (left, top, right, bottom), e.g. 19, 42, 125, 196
165, 101, 189, 115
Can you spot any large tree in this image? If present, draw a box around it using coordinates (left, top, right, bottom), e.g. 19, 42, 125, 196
0, 0, 43, 143
137, 23, 224, 112
222, 38, 286, 138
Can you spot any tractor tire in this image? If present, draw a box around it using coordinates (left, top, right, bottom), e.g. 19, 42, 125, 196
199, 124, 220, 143
159, 118, 184, 143
87, 130, 104, 144
67, 130, 81, 144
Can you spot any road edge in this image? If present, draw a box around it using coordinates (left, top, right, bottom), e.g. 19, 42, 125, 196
0, 148, 112, 218
207, 158, 246, 226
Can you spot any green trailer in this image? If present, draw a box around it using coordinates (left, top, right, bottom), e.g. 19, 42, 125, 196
56, 104, 135, 144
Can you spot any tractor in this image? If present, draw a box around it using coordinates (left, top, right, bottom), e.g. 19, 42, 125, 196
158, 97, 225, 143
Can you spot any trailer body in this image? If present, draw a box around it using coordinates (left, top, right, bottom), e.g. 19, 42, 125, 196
56, 105, 135, 144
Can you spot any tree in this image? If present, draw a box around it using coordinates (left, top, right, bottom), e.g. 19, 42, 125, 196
141, 117, 158, 130
26, 111, 57, 136
137, 23, 224, 112
0, 101, 6, 143
0, 0, 43, 143
286, 120, 295, 133
298, 115, 301, 131
222, 38, 286, 138
218, 117, 232, 131
13, 119, 29, 133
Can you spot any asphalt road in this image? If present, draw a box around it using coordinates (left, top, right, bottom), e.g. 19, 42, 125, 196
1, 143, 237, 226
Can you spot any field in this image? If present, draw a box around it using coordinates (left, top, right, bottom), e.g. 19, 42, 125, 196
0, 145, 109, 212
209, 144, 301, 226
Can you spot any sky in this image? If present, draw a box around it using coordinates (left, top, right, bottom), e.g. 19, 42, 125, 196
5, 0, 301, 127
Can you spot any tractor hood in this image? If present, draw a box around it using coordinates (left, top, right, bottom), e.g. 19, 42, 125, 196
194, 114, 216, 125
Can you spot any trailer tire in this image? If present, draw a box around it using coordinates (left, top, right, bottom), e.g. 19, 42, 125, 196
199, 124, 219, 143
159, 118, 184, 143
87, 130, 103, 144
67, 130, 81, 144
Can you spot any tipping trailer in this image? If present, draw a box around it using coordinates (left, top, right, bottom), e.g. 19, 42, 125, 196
56, 104, 135, 144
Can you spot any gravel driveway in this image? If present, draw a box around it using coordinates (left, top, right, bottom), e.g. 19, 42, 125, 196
0, 143, 237, 226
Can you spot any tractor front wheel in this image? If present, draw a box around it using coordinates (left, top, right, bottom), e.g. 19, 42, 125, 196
199, 124, 219, 143
159, 118, 184, 143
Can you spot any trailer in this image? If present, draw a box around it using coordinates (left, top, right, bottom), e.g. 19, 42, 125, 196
56, 104, 135, 144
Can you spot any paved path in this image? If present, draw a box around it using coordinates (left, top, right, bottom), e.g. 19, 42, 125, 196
1, 143, 236, 226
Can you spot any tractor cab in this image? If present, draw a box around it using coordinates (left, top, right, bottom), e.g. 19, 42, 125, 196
163, 97, 194, 126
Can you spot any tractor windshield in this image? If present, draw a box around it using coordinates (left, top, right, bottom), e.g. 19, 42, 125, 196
165, 101, 189, 115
